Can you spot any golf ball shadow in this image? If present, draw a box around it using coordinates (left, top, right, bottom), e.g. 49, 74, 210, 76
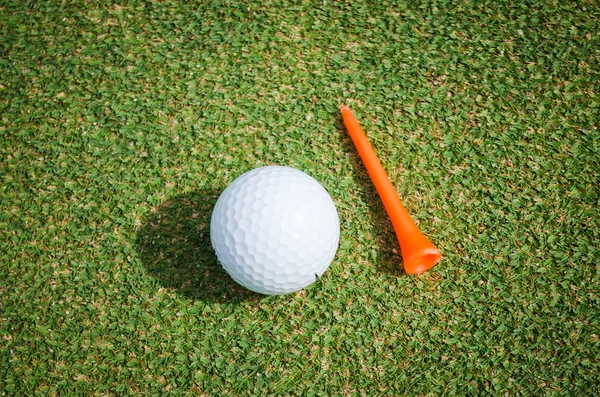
135, 189, 262, 303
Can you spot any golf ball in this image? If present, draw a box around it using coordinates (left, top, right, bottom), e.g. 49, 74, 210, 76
210, 166, 340, 295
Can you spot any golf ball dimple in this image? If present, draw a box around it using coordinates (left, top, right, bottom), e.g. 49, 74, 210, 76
210, 166, 340, 295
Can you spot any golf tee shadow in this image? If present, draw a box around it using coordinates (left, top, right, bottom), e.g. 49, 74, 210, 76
135, 189, 262, 304
335, 114, 407, 276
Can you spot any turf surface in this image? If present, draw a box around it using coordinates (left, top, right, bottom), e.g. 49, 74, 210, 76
1, 0, 599, 395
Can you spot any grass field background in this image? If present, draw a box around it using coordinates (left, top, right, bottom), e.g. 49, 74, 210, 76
1, 0, 599, 395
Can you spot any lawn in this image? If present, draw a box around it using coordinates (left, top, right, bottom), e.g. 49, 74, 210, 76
1, 0, 599, 395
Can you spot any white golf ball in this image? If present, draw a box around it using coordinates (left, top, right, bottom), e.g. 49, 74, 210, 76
210, 166, 340, 295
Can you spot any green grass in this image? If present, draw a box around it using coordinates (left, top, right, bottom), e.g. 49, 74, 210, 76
1, 0, 599, 395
